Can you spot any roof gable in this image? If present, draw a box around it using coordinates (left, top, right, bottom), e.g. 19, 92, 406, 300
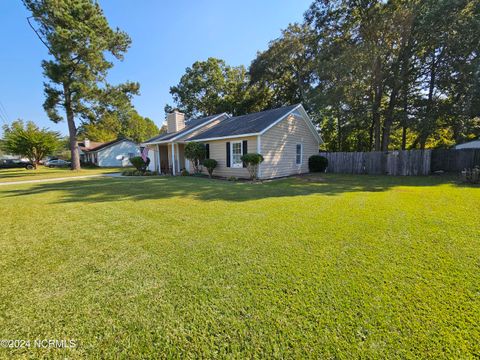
84, 139, 137, 153
143, 113, 228, 144
186, 105, 300, 141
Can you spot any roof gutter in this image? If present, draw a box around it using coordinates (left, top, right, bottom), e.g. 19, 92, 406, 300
188, 132, 261, 142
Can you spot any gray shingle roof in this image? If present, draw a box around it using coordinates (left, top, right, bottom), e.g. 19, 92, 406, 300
144, 113, 225, 143
186, 104, 300, 141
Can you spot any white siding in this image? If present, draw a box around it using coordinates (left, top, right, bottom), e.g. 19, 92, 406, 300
199, 136, 257, 178
97, 140, 140, 167
260, 113, 320, 179
147, 146, 156, 171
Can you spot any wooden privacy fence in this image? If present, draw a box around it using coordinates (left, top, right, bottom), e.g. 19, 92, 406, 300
318, 149, 480, 176
431, 149, 480, 172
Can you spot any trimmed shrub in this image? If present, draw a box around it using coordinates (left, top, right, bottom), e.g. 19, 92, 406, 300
202, 159, 218, 178
184, 142, 206, 174
180, 169, 190, 176
308, 155, 328, 172
130, 156, 148, 172
241, 153, 264, 180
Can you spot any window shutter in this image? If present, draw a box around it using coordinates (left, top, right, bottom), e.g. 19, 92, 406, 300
242, 140, 248, 168
226, 142, 230, 167
205, 144, 210, 159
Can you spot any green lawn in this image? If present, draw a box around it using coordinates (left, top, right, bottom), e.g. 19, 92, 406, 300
0, 175, 479, 358
0, 166, 126, 183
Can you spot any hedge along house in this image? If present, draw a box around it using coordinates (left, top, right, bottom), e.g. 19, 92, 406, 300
141, 104, 322, 179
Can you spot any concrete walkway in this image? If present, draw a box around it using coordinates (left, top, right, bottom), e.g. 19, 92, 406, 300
0, 173, 121, 186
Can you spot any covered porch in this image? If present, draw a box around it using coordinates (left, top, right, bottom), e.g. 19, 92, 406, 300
147, 142, 189, 175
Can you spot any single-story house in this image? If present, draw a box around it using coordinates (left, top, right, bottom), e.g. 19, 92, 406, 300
141, 104, 322, 179
78, 138, 140, 167
455, 138, 480, 149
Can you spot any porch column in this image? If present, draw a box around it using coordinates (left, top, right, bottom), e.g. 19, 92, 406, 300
171, 143, 176, 176
157, 144, 161, 174
175, 143, 180, 172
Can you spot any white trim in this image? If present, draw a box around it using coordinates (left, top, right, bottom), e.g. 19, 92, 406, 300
259, 104, 322, 144
142, 104, 323, 147
189, 132, 260, 143
141, 113, 228, 146
230, 140, 243, 168
259, 104, 301, 135
157, 144, 161, 173
171, 113, 228, 141
296, 105, 323, 144
171, 143, 176, 176
175, 143, 180, 172
257, 135, 262, 178
296, 143, 303, 165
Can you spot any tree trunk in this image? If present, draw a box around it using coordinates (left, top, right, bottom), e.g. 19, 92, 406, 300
372, 57, 383, 151
381, 48, 409, 151
420, 53, 438, 149
381, 85, 399, 151
63, 83, 81, 170
401, 70, 409, 150
337, 109, 342, 151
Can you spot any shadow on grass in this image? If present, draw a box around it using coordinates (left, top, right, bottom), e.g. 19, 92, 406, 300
0, 169, 44, 179
0, 173, 468, 204
0, 167, 78, 180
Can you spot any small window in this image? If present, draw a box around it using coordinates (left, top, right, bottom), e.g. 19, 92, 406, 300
205, 144, 210, 159
128, 152, 134, 159
296, 144, 302, 165
231, 141, 243, 168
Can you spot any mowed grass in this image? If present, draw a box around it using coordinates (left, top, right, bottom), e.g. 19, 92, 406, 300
0, 175, 479, 359
0, 166, 126, 183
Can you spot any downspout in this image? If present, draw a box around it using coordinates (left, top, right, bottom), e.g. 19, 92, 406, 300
257, 135, 262, 179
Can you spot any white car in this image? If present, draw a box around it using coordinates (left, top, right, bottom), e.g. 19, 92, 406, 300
46, 159, 71, 168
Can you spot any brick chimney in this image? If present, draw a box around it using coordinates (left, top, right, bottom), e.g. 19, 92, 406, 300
167, 110, 185, 133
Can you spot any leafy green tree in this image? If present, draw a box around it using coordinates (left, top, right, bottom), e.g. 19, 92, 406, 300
249, 24, 317, 109
167, 58, 270, 117
78, 113, 122, 142
23, 0, 139, 170
305, 0, 480, 151
78, 110, 159, 143
1, 120, 61, 168
122, 111, 159, 143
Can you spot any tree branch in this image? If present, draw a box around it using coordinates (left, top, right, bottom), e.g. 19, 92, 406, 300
26, 16, 56, 58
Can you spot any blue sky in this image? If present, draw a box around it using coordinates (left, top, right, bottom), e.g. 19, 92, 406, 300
0, 0, 311, 136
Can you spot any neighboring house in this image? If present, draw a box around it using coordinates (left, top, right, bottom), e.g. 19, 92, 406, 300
455, 138, 480, 149
142, 104, 322, 179
78, 138, 140, 167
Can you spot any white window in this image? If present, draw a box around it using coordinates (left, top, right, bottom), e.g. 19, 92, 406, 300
231, 141, 243, 168
296, 144, 303, 165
